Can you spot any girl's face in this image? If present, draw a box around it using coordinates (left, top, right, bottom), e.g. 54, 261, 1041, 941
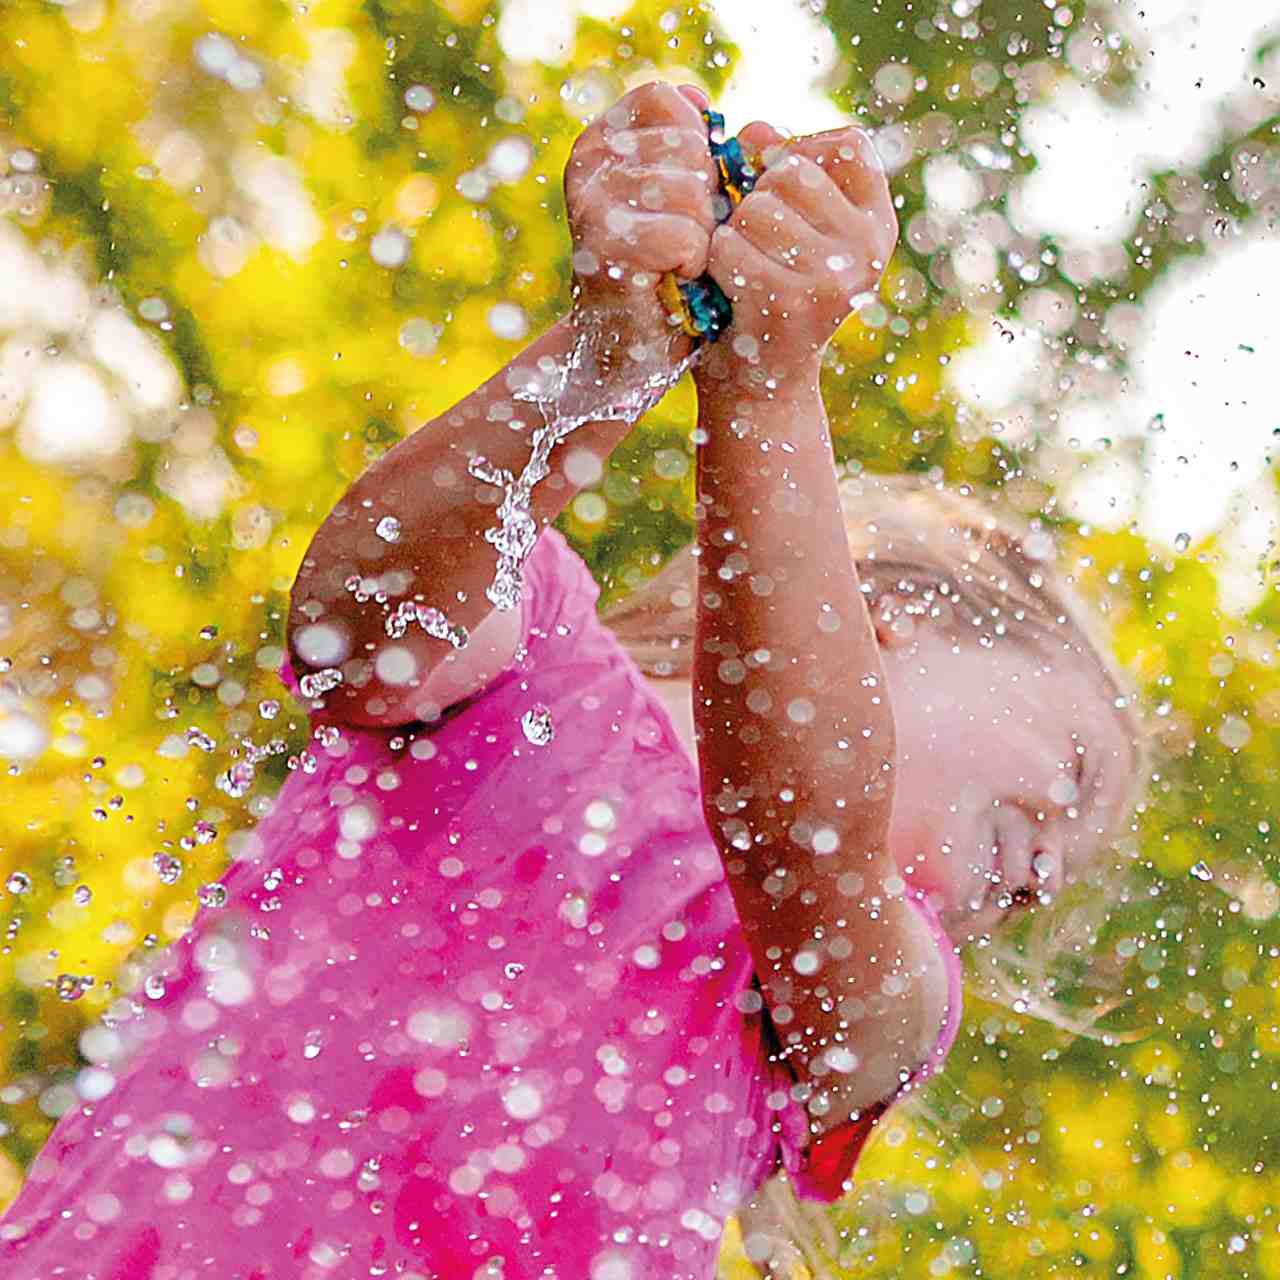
880, 627, 1138, 944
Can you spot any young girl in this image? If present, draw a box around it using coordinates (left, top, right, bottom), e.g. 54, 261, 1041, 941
0, 81, 1143, 1280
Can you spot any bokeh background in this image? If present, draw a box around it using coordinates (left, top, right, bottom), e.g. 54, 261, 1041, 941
2, 0, 1280, 1274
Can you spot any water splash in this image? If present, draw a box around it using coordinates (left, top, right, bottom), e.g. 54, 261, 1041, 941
480, 319, 701, 613
335, 569, 471, 663
297, 667, 344, 700
385, 599, 469, 650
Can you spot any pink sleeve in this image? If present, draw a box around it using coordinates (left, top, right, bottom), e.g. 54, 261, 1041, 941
776, 889, 963, 1204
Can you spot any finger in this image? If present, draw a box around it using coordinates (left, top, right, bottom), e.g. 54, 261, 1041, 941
749, 154, 850, 238
730, 190, 831, 272
788, 131, 897, 269
599, 210, 710, 279
602, 165, 719, 233
600, 125, 712, 168
569, 91, 705, 196
676, 82, 711, 113
786, 128, 893, 219
708, 222, 799, 303
578, 156, 717, 228
736, 120, 787, 153
735, 119, 791, 171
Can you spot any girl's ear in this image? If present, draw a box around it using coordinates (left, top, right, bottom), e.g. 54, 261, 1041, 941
871, 590, 916, 649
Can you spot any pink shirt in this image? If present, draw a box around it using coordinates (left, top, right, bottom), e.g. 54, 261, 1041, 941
0, 527, 960, 1280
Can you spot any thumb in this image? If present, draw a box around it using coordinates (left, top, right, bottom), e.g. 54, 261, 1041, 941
735, 119, 789, 166
675, 82, 711, 113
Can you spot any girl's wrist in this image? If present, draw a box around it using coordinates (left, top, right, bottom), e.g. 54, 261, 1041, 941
693, 348, 823, 411
566, 301, 696, 388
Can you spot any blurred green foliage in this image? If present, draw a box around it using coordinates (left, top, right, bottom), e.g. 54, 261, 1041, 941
1, 0, 1279, 1275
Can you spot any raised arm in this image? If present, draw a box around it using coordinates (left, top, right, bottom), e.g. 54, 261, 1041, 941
286, 81, 717, 729
690, 126, 950, 1130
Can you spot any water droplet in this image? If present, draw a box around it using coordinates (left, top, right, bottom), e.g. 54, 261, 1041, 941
73, 884, 92, 905
56, 973, 94, 1002
904, 1191, 931, 1215
298, 667, 344, 699
501, 1080, 543, 1119
357, 1156, 382, 1192
786, 697, 815, 725
521, 704, 554, 745
199, 882, 228, 909
153, 852, 183, 885
488, 301, 529, 341
1218, 715, 1252, 750
217, 761, 256, 798
6, 871, 32, 895
370, 225, 410, 269
399, 318, 441, 357
1174, 532, 1191, 553
1189, 861, 1214, 882
404, 84, 436, 113
375, 516, 402, 543
824, 1047, 859, 1073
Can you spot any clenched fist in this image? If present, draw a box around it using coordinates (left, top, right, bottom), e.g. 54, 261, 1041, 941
692, 123, 899, 399
565, 80, 720, 365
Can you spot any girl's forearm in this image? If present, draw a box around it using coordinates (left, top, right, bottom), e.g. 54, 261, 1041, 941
692, 368, 891, 832
692, 373, 941, 1111
288, 310, 688, 726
